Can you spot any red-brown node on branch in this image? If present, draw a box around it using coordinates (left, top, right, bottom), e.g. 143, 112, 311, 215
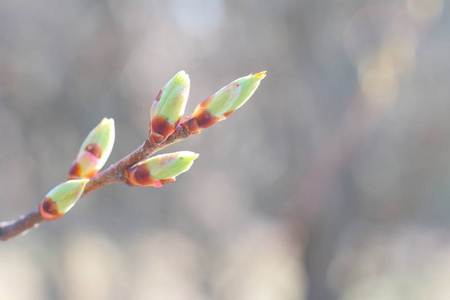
180, 108, 220, 135
149, 115, 178, 144
39, 197, 64, 220
124, 165, 155, 187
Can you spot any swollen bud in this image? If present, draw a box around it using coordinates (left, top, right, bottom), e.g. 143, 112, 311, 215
124, 151, 199, 187
182, 71, 266, 132
39, 179, 89, 220
149, 71, 190, 144
68, 118, 115, 179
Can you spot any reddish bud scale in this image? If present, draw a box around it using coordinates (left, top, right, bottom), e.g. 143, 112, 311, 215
68, 143, 103, 179
154, 89, 163, 102
68, 162, 82, 179
155, 178, 176, 187
39, 197, 64, 220
181, 108, 219, 134
199, 95, 213, 107
179, 94, 240, 134
149, 115, 180, 144
123, 165, 176, 188
85, 143, 102, 158
125, 165, 154, 186
223, 110, 236, 118
68, 162, 99, 180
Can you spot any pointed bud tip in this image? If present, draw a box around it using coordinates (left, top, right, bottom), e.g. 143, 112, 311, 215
177, 151, 199, 160
100, 117, 115, 126
171, 70, 190, 85
252, 71, 267, 79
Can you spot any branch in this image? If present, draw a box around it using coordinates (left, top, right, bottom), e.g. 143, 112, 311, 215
0, 125, 189, 241
0, 70, 266, 242
82, 125, 188, 196
0, 209, 43, 241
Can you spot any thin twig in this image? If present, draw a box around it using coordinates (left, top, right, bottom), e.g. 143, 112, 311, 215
0, 209, 44, 241
0, 124, 190, 241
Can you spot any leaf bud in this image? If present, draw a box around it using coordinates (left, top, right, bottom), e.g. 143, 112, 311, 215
68, 118, 115, 179
149, 71, 190, 144
182, 71, 266, 132
39, 179, 89, 220
124, 151, 198, 187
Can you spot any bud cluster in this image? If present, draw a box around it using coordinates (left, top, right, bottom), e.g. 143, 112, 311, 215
37, 70, 265, 224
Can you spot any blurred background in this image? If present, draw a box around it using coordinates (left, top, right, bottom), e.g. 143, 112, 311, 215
1, 0, 449, 299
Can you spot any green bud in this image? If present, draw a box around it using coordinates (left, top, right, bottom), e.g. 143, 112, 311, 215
124, 151, 199, 188
182, 71, 266, 132
39, 179, 89, 220
68, 118, 115, 179
204, 71, 266, 118
150, 71, 190, 123
149, 151, 199, 180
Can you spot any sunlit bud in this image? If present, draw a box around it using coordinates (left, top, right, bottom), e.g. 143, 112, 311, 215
182, 71, 266, 132
149, 71, 190, 144
68, 118, 115, 179
124, 151, 199, 188
39, 179, 89, 221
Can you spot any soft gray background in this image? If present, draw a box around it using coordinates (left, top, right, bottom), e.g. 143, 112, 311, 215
1, 0, 450, 299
